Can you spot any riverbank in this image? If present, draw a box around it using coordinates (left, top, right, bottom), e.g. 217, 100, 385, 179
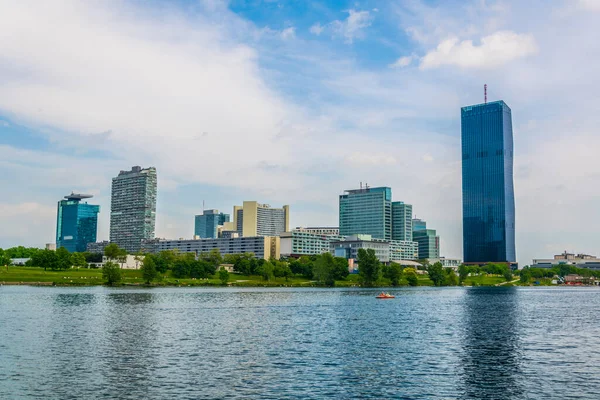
1, 267, 513, 288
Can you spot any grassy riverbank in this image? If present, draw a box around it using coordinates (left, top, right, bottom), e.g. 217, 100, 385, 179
1, 266, 441, 287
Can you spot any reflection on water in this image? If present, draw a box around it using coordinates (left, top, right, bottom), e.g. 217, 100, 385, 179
460, 287, 523, 399
2, 286, 600, 399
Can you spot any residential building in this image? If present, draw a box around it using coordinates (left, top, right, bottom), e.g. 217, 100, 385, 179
461, 100, 516, 263
86, 241, 111, 254
532, 251, 600, 270
294, 227, 340, 236
233, 201, 289, 237
194, 209, 230, 239
280, 230, 345, 257
413, 229, 440, 260
331, 234, 390, 263
389, 240, 418, 261
56, 193, 100, 252
429, 257, 463, 271
141, 236, 280, 260
339, 186, 392, 240
109, 166, 157, 253
392, 202, 413, 241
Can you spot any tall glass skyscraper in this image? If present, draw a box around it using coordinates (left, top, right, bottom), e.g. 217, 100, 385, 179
195, 209, 230, 239
392, 201, 413, 241
339, 186, 392, 240
461, 100, 516, 263
110, 166, 157, 253
56, 193, 100, 252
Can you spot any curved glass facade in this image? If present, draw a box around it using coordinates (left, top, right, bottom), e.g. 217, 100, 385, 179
461, 101, 516, 263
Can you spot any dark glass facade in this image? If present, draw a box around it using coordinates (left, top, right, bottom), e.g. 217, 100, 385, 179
339, 187, 392, 240
461, 100, 516, 263
56, 198, 100, 253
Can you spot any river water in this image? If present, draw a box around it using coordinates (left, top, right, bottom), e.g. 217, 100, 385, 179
1, 286, 599, 399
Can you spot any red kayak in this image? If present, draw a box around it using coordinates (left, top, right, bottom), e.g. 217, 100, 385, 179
376, 293, 395, 299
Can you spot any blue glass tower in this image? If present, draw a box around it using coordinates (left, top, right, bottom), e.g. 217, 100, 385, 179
461, 100, 516, 263
194, 209, 230, 239
339, 186, 392, 240
56, 193, 100, 253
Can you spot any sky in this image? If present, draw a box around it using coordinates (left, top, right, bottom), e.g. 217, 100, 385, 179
1, 0, 599, 266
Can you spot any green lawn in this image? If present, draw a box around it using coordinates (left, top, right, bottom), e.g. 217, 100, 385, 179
0, 266, 144, 285
463, 274, 507, 286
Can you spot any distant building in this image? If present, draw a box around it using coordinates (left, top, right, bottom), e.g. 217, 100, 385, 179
461, 100, 516, 264
331, 234, 390, 263
194, 210, 230, 239
294, 227, 340, 236
86, 241, 111, 255
532, 251, 600, 270
280, 230, 345, 257
389, 240, 418, 261
413, 229, 440, 260
392, 202, 413, 241
429, 257, 462, 270
141, 236, 280, 260
339, 186, 392, 240
88, 255, 144, 270
233, 201, 289, 237
45, 243, 56, 251
412, 218, 427, 232
109, 166, 157, 253
56, 193, 100, 252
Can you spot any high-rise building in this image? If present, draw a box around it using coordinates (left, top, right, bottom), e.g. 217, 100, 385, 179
461, 100, 516, 263
413, 229, 440, 260
109, 166, 157, 253
339, 186, 392, 240
232, 201, 289, 237
392, 202, 413, 241
412, 218, 427, 232
56, 193, 100, 252
194, 210, 230, 239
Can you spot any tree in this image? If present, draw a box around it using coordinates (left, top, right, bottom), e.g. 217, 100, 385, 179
0, 249, 11, 266
256, 261, 274, 281
71, 252, 87, 268
219, 267, 229, 286
313, 253, 336, 286
54, 247, 72, 270
520, 267, 532, 284
385, 262, 403, 286
30, 249, 58, 270
289, 256, 313, 279
404, 267, 418, 287
503, 268, 513, 282
102, 261, 122, 285
357, 248, 381, 287
141, 256, 158, 284
427, 262, 445, 286
458, 265, 469, 284
443, 268, 458, 286
104, 243, 126, 260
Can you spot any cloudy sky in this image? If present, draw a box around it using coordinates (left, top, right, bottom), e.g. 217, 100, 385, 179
1, 0, 599, 266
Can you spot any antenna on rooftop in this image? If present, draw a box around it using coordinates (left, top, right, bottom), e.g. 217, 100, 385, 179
484, 84, 487, 104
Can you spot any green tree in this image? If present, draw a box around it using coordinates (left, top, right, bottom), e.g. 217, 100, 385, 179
520, 267, 532, 284
443, 268, 458, 286
30, 249, 59, 270
404, 267, 418, 287
141, 256, 158, 284
428, 262, 445, 286
102, 261, 122, 285
458, 265, 469, 284
104, 243, 126, 260
0, 249, 11, 266
71, 252, 87, 268
256, 261, 274, 281
503, 268, 513, 282
385, 262, 403, 286
357, 248, 381, 287
219, 267, 230, 285
313, 253, 336, 286
55, 247, 72, 270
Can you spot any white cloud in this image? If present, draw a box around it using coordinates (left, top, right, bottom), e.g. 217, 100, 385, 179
309, 23, 324, 35
390, 55, 414, 68
0, 120, 9, 127
420, 31, 537, 69
345, 152, 397, 166
280, 27, 296, 40
313, 9, 373, 43
579, 0, 600, 11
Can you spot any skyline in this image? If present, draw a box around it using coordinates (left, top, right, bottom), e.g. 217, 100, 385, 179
1, 0, 599, 267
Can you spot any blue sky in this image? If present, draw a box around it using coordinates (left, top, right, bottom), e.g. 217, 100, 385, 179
1, 0, 599, 266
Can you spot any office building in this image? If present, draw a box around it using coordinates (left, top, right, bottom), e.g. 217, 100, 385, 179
109, 166, 157, 253
532, 251, 600, 270
389, 240, 418, 261
56, 193, 100, 252
413, 229, 440, 260
461, 100, 516, 263
392, 202, 413, 241
339, 186, 392, 240
233, 201, 289, 237
280, 230, 345, 257
194, 210, 230, 239
294, 227, 340, 236
86, 241, 111, 254
331, 234, 390, 263
412, 218, 426, 232
141, 236, 280, 260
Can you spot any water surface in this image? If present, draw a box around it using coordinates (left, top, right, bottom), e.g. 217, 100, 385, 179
1, 286, 599, 399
